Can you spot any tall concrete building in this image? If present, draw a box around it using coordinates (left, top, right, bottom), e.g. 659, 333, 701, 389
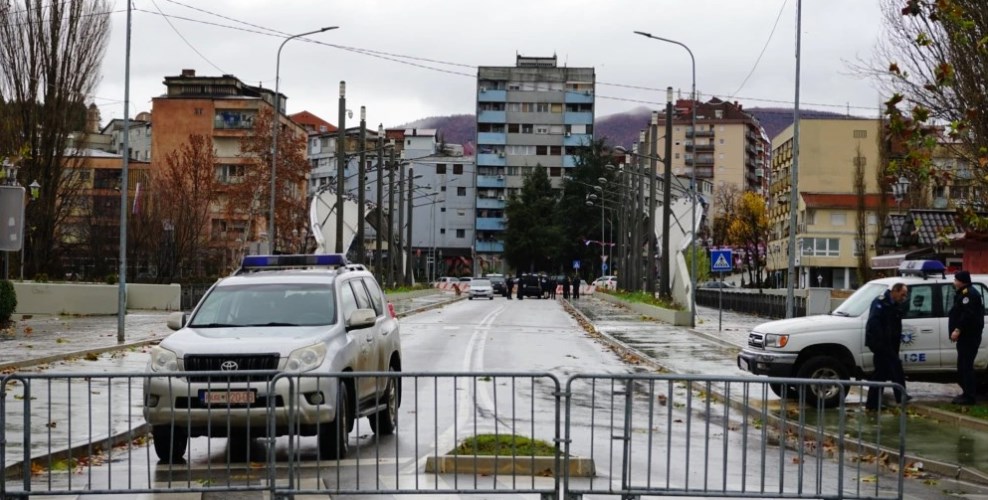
474, 55, 595, 272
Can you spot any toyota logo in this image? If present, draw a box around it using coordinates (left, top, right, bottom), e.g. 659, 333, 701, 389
220, 360, 239, 371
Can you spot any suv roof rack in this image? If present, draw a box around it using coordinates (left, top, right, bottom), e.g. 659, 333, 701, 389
236, 254, 352, 275
898, 259, 946, 279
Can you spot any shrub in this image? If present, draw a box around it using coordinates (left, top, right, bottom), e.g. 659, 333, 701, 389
0, 280, 17, 327
105, 274, 118, 285
34, 273, 49, 283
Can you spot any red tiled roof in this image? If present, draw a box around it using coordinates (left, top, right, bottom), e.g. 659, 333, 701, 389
289, 111, 336, 133
800, 192, 900, 210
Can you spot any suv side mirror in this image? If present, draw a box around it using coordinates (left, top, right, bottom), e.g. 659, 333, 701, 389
346, 308, 377, 331
166, 311, 187, 331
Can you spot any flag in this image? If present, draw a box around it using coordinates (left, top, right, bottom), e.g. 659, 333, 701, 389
132, 182, 141, 215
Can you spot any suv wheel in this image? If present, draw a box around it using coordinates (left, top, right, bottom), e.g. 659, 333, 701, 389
319, 382, 350, 460
152, 424, 188, 463
769, 383, 799, 399
795, 356, 848, 408
369, 366, 399, 435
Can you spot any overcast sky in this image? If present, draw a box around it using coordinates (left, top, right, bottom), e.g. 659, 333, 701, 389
94, 0, 888, 128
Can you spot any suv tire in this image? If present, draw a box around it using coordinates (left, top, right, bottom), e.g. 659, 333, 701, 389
319, 382, 350, 460
369, 367, 399, 435
152, 424, 188, 463
796, 356, 848, 408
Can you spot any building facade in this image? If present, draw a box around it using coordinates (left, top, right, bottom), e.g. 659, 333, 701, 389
766, 118, 886, 289
474, 55, 595, 269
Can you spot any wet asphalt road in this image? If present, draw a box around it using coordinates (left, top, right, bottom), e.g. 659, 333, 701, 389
6, 294, 988, 498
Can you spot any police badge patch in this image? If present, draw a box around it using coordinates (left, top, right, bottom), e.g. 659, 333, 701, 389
964, 297, 970, 304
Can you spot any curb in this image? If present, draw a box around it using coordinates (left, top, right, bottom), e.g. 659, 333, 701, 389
0, 338, 165, 372
396, 296, 466, 319
561, 298, 988, 487
424, 454, 594, 477
3, 423, 150, 480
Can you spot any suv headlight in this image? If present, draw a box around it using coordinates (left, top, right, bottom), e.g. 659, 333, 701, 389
764, 333, 789, 348
286, 344, 327, 372
150, 346, 179, 372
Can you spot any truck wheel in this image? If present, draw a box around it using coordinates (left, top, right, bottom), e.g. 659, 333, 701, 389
795, 356, 848, 408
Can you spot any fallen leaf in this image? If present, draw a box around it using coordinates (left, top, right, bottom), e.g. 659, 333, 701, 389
657, 394, 668, 406
860, 475, 877, 483
45, 421, 56, 429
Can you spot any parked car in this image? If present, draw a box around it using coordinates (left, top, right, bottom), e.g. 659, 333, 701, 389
468, 279, 495, 300
737, 260, 988, 407
485, 274, 506, 294
144, 254, 402, 462
435, 276, 457, 288
592, 276, 617, 290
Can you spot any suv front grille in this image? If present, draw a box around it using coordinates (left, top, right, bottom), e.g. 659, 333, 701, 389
748, 332, 765, 349
184, 354, 280, 382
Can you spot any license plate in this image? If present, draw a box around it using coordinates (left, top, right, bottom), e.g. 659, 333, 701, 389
738, 358, 749, 372
201, 390, 256, 405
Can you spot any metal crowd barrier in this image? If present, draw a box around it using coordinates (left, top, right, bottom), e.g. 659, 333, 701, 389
2, 372, 906, 499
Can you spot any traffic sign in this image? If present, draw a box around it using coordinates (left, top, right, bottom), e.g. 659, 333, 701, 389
602, 262, 608, 272
711, 249, 733, 273
572, 260, 581, 270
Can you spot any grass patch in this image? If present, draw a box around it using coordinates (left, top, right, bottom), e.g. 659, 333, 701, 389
934, 403, 988, 420
601, 289, 684, 311
385, 284, 431, 294
449, 434, 557, 457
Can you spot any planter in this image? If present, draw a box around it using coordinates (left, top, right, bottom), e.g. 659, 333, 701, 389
595, 292, 691, 326
424, 454, 595, 477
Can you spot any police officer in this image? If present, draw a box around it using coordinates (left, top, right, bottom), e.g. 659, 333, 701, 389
865, 283, 909, 410
562, 275, 571, 300
949, 270, 984, 405
505, 276, 513, 299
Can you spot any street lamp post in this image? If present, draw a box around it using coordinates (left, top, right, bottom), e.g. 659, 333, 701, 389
376, 125, 385, 282
1, 160, 20, 281
335, 81, 347, 254
271, 26, 336, 255
356, 106, 366, 263
635, 30, 697, 326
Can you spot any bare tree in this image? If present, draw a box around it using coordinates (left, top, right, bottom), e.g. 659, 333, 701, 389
0, 0, 111, 277
710, 184, 741, 248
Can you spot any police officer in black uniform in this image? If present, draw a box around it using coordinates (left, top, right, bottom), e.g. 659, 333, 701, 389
948, 270, 984, 405
865, 283, 909, 410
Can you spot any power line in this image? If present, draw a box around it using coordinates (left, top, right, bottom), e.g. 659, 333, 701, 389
148, 0, 225, 74
729, 0, 789, 101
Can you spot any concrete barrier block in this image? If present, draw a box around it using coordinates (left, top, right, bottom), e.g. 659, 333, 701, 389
127, 283, 181, 311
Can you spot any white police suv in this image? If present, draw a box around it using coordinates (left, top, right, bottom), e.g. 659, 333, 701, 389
143, 254, 402, 462
737, 260, 988, 407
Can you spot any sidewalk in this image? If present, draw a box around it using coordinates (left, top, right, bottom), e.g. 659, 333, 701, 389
569, 293, 988, 482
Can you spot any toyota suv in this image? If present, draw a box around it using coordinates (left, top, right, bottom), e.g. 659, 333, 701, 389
737, 260, 988, 407
143, 254, 402, 462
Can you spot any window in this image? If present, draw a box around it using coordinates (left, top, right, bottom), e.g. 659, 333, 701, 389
536, 103, 550, 113
507, 102, 521, 112
719, 139, 725, 144
436, 164, 447, 174
853, 129, 868, 139
214, 110, 256, 129
943, 283, 988, 316
520, 103, 535, 112
441, 186, 446, 192
550, 146, 562, 155
902, 285, 934, 319
440, 207, 446, 212
867, 214, 877, 225
362, 277, 385, 316
830, 213, 846, 226
440, 228, 446, 235
550, 103, 563, 113
508, 123, 519, 133
853, 238, 864, 256
549, 167, 562, 177
806, 210, 815, 225
194, 108, 203, 116
715, 109, 723, 119
507, 166, 520, 176
457, 187, 466, 196
853, 156, 867, 167
535, 125, 549, 134
339, 280, 358, 320
349, 280, 372, 310
536, 145, 548, 155
522, 124, 533, 134
801, 237, 840, 257
675, 153, 680, 159
453, 164, 463, 174
456, 229, 466, 238
215, 164, 245, 183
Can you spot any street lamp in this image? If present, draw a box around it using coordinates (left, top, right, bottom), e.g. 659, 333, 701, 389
635, 30, 698, 327
270, 26, 337, 255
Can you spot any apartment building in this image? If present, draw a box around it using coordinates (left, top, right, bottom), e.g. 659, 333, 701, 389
474, 55, 595, 267
151, 69, 307, 269
765, 118, 888, 289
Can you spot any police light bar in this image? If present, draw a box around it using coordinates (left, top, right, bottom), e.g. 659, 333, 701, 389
898, 259, 946, 278
240, 254, 348, 270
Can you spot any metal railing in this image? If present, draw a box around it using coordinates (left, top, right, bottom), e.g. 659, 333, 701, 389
696, 289, 806, 318
2, 372, 905, 499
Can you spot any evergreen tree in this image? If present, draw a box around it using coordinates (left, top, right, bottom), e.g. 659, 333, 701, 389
503, 166, 561, 273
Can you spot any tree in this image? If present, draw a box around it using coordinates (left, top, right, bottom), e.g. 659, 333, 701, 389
727, 192, 770, 290
503, 166, 561, 273
0, 0, 111, 277
153, 135, 219, 278
227, 107, 309, 262
555, 139, 618, 279
710, 184, 742, 248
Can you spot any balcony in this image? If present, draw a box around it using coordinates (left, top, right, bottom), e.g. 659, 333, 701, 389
563, 133, 592, 147
477, 153, 506, 166
475, 240, 505, 253
564, 90, 594, 104
478, 89, 507, 102
685, 143, 715, 152
686, 155, 714, 166
477, 175, 506, 189
563, 155, 579, 168
687, 128, 715, 138
563, 111, 593, 125
477, 197, 506, 209
476, 217, 505, 231
477, 132, 506, 145
478, 110, 506, 123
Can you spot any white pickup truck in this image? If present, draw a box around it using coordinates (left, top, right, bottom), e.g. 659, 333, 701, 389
737, 261, 988, 407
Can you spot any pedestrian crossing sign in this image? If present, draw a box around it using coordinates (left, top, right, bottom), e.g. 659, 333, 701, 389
711, 249, 733, 273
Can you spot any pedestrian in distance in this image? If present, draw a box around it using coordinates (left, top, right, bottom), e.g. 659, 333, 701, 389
505, 276, 513, 299
516, 273, 524, 301
548, 276, 557, 299
562, 275, 570, 300
572, 275, 580, 300
865, 283, 909, 411
948, 270, 984, 405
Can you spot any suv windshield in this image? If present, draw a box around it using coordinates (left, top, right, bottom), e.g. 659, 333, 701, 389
831, 282, 887, 317
189, 283, 336, 328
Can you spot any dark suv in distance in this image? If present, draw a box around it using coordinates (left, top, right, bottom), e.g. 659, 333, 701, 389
519, 274, 544, 298
485, 274, 506, 295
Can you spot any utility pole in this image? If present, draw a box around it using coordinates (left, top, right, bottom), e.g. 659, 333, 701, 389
387, 147, 396, 287
406, 166, 414, 286
375, 125, 384, 282
117, 0, 132, 343
617, 155, 628, 290
786, 0, 803, 318
356, 106, 366, 264
660, 88, 673, 299
335, 81, 346, 254
397, 156, 406, 286
647, 111, 658, 295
